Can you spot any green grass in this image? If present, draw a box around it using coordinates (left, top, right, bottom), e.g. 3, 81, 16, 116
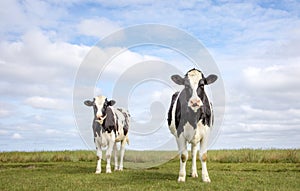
0, 149, 299, 191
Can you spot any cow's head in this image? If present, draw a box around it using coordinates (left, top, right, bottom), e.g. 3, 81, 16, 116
84, 96, 116, 121
171, 68, 217, 112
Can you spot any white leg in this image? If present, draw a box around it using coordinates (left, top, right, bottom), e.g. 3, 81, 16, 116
106, 140, 114, 173
113, 143, 119, 171
177, 136, 188, 182
191, 143, 198, 178
95, 145, 102, 174
200, 152, 210, 182
199, 128, 211, 182
119, 138, 127, 171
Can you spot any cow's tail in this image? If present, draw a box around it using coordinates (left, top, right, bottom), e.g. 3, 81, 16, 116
210, 102, 214, 127
124, 136, 129, 145
167, 91, 179, 126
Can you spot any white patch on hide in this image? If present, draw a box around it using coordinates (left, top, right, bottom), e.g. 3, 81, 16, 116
183, 122, 196, 142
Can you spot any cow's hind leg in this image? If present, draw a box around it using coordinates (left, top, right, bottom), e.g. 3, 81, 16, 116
177, 136, 188, 182
119, 137, 127, 171
113, 143, 119, 171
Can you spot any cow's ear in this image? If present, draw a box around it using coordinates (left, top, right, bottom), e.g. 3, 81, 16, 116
108, 100, 116, 106
205, 74, 218, 85
84, 100, 94, 106
171, 75, 185, 85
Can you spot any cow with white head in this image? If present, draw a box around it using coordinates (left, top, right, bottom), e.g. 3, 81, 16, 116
84, 95, 130, 174
167, 68, 217, 182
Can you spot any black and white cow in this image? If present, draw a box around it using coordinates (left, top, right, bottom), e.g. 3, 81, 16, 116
167, 68, 217, 182
84, 95, 130, 174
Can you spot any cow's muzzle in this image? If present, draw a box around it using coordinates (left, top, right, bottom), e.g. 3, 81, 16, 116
95, 115, 107, 125
190, 99, 201, 107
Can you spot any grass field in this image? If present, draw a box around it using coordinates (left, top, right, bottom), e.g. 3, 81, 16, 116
0, 149, 299, 191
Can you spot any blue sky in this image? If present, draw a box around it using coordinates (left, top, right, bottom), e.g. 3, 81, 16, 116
1, 0, 300, 151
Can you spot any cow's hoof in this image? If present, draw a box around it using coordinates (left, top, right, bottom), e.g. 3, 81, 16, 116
119, 168, 123, 171
191, 172, 198, 178
203, 179, 211, 183
178, 176, 186, 182
202, 174, 211, 183
106, 168, 112, 173
95, 170, 101, 174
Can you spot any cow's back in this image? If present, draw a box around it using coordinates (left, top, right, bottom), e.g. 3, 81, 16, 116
113, 107, 130, 141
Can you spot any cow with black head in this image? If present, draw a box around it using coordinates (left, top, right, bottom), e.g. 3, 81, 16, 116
84, 95, 130, 174
167, 68, 217, 182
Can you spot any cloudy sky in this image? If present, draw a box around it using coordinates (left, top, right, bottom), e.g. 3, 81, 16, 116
1, 0, 300, 151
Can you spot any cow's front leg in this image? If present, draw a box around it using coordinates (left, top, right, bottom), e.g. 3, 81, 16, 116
106, 140, 114, 173
113, 143, 119, 171
199, 128, 211, 182
95, 145, 102, 174
191, 143, 198, 178
200, 151, 210, 182
177, 136, 188, 182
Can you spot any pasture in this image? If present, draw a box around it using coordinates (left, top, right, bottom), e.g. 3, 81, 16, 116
0, 149, 299, 191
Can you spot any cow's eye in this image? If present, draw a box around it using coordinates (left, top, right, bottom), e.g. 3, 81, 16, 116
183, 82, 188, 88
93, 105, 98, 112
198, 80, 205, 88
184, 86, 192, 96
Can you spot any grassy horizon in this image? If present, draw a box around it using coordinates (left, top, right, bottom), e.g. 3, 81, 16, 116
0, 149, 298, 164
0, 149, 299, 191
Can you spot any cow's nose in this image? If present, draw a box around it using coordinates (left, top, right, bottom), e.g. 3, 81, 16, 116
190, 99, 201, 107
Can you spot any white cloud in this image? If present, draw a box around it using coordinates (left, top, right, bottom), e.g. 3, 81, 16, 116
80, 0, 156, 7
104, 49, 163, 77
19, 29, 88, 67
0, 130, 9, 135
77, 17, 121, 38
0, 29, 90, 99
243, 64, 300, 91
0, 109, 10, 118
24, 96, 67, 110
45, 129, 60, 135
0, 0, 67, 40
12, 133, 22, 139
0, 1, 26, 33
241, 105, 300, 124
